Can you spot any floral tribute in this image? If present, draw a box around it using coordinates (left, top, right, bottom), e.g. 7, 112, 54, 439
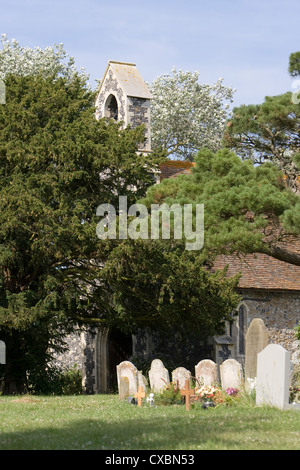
195, 385, 224, 405
225, 387, 239, 397
194, 385, 241, 406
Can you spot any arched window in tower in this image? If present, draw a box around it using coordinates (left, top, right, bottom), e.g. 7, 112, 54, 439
105, 94, 118, 121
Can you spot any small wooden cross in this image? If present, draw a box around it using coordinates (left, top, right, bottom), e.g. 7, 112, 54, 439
180, 379, 195, 411
134, 386, 146, 407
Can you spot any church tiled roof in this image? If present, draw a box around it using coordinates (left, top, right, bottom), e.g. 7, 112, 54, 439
159, 161, 195, 181
213, 248, 300, 291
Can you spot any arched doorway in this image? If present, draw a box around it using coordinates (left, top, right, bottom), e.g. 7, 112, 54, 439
108, 327, 133, 392
95, 327, 133, 393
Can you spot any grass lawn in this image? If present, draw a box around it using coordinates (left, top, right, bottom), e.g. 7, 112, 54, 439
0, 394, 299, 450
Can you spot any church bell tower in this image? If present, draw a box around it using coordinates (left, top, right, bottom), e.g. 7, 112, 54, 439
95, 61, 152, 154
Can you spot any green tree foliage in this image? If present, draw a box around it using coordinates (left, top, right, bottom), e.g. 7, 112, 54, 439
100, 147, 300, 342
0, 74, 159, 392
289, 51, 300, 77
0, 38, 239, 393
102, 239, 240, 337
140, 148, 300, 266
296, 323, 300, 342
223, 92, 300, 190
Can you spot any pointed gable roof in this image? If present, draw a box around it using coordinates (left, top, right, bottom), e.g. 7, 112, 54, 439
99, 61, 152, 100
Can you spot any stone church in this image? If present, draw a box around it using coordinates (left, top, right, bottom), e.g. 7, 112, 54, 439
53, 61, 300, 394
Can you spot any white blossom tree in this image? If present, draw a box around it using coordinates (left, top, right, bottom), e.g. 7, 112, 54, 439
0, 34, 88, 82
149, 68, 235, 160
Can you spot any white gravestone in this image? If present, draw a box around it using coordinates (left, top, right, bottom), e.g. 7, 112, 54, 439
0, 341, 6, 364
220, 358, 243, 391
116, 361, 138, 397
149, 359, 170, 393
195, 359, 219, 386
172, 367, 191, 389
256, 344, 290, 410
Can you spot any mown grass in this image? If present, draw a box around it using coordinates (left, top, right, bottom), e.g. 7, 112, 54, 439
0, 394, 299, 450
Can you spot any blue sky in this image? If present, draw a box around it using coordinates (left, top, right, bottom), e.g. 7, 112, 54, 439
1, 0, 299, 106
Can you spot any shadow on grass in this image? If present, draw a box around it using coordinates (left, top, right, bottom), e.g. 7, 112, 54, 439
1, 407, 297, 450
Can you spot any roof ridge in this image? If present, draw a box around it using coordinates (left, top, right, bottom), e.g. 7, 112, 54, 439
108, 60, 136, 67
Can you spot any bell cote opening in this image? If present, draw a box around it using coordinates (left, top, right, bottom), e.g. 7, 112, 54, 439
105, 94, 118, 121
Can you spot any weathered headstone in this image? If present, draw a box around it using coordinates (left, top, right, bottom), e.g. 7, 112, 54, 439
195, 359, 218, 387
245, 318, 268, 390
149, 359, 170, 393
119, 376, 129, 400
0, 340, 6, 365
116, 361, 138, 398
256, 344, 290, 410
138, 371, 148, 393
172, 367, 191, 389
220, 358, 243, 391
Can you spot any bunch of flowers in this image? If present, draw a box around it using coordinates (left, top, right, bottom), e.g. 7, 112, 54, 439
289, 386, 300, 403
225, 387, 239, 397
195, 385, 223, 404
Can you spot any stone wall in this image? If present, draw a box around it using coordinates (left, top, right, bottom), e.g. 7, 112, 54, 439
50, 327, 100, 394
132, 328, 214, 374
237, 289, 300, 364
81, 328, 98, 394
50, 330, 83, 370
127, 97, 151, 151
95, 69, 126, 122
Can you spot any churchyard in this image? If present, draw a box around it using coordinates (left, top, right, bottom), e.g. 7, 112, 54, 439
0, 31, 300, 454
0, 393, 299, 450
0, 322, 300, 450
116, 319, 300, 412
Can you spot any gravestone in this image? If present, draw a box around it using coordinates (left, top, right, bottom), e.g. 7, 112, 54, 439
245, 318, 268, 390
119, 376, 129, 400
138, 371, 148, 393
116, 361, 138, 397
195, 359, 218, 387
256, 344, 290, 410
172, 367, 191, 389
220, 358, 243, 391
0, 340, 6, 364
149, 359, 170, 392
